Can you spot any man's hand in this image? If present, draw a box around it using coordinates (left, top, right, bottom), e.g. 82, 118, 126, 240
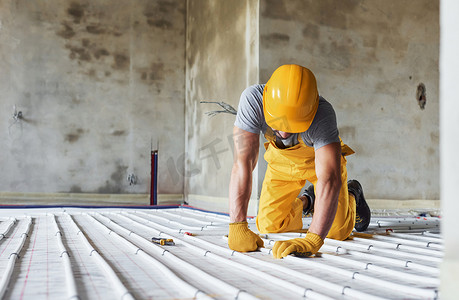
228, 221, 264, 252
272, 232, 324, 259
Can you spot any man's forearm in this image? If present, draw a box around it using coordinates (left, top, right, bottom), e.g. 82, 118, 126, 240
229, 163, 252, 222
308, 177, 341, 239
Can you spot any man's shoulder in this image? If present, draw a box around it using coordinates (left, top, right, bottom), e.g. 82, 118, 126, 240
241, 84, 265, 100
318, 96, 333, 108
316, 96, 336, 118
235, 84, 267, 134
239, 84, 265, 112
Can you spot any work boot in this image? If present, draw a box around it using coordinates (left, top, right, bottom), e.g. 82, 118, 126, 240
348, 180, 371, 232
301, 185, 315, 216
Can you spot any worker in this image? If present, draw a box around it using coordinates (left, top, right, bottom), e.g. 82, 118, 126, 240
227, 64, 371, 258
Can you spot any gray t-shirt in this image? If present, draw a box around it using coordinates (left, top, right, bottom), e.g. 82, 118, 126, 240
234, 84, 340, 150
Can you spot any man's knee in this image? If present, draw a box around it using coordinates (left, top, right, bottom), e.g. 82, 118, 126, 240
326, 230, 351, 241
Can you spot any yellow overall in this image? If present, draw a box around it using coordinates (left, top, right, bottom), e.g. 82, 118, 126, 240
256, 129, 356, 241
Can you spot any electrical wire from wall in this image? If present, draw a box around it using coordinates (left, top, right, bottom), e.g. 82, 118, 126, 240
8, 105, 23, 138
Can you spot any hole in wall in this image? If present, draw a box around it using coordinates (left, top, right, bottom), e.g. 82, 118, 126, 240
416, 83, 426, 110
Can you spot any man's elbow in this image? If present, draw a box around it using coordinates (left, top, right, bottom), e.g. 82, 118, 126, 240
320, 171, 341, 191
232, 159, 255, 175
333, 175, 342, 192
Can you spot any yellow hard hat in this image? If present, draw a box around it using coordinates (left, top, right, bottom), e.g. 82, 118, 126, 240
263, 64, 319, 133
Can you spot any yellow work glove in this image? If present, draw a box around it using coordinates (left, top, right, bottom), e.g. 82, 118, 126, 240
228, 221, 264, 252
272, 232, 324, 259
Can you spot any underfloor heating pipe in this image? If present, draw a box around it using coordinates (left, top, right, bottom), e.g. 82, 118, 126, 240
85, 213, 218, 300
263, 232, 440, 275
319, 244, 439, 285
119, 212, 382, 300
322, 243, 440, 276
422, 231, 443, 238
178, 207, 231, 221
135, 211, 206, 231
350, 236, 443, 258
387, 232, 444, 244
372, 217, 441, 223
136, 210, 228, 232
158, 210, 227, 227
262, 247, 438, 300
371, 229, 441, 236
114, 212, 338, 300
151, 210, 228, 235
165, 209, 442, 276
50, 214, 79, 300
0, 217, 32, 299
371, 224, 440, 231
273, 240, 440, 286
65, 213, 135, 300
323, 238, 441, 265
95, 212, 256, 300
162, 209, 440, 295
369, 234, 444, 251
0, 218, 17, 242
372, 219, 439, 227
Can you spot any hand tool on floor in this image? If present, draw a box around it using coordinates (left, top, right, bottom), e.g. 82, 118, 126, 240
151, 237, 175, 246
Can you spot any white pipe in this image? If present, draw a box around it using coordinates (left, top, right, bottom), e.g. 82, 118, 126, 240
370, 234, 444, 251
284, 240, 439, 285
374, 219, 440, 228
86, 213, 217, 300
135, 211, 206, 231
0, 217, 32, 299
65, 213, 135, 300
323, 243, 439, 276
351, 236, 443, 258
157, 210, 227, 226
0, 218, 16, 241
422, 231, 443, 238
127, 211, 202, 234
50, 214, 79, 300
125, 209, 440, 299
319, 248, 439, 285
324, 237, 441, 264
120, 212, 380, 300
387, 232, 444, 244
99, 212, 258, 300
266, 233, 440, 274
178, 207, 231, 221
259, 236, 438, 299
372, 217, 441, 223
274, 249, 438, 299
145, 210, 229, 231
264, 232, 442, 265
115, 212, 327, 299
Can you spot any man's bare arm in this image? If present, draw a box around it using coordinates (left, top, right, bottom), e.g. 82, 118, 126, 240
229, 126, 260, 222
308, 142, 342, 239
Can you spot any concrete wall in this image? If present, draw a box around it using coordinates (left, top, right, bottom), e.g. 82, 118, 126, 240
260, 0, 439, 200
0, 0, 440, 207
185, 0, 259, 213
0, 0, 185, 197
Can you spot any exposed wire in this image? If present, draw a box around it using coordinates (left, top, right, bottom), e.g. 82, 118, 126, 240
127, 173, 137, 186
8, 105, 23, 137
200, 101, 237, 117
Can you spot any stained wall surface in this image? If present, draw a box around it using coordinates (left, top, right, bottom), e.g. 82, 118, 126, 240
185, 0, 259, 211
0, 0, 185, 195
259, 0, 439, 200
